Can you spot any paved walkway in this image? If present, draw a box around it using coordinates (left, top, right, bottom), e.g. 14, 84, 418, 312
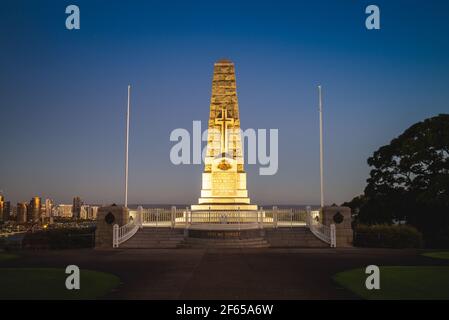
1, 248, 443, 299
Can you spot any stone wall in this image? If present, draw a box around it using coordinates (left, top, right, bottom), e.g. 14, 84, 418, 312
95, 205, 129, 248
322, 206, 353, 247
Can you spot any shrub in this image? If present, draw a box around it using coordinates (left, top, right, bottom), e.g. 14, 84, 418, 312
22, 227, 96, 250
354, 224, 423, 248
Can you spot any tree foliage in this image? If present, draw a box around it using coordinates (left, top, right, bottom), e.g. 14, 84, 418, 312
347, 114, 449, 247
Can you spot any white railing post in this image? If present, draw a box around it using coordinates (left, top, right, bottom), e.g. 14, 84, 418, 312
113, 224, 119, 248
306, 206, 311, 228
330, 224, 336, 248
238, 207, 241, 231
137, 205, 143, 228
273, 206, 278, 228
290, 209, 293, 228
171, 206, 176, 229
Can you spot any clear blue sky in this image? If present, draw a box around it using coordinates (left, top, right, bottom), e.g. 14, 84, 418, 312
1, 0, 448, 205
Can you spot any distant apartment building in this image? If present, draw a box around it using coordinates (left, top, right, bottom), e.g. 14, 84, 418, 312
80, 205, 98, 220
0, 195, 4, 221
55, 204, 73, 218
44, 198, 53, 218
0, 195, 11, 222
3, 201, 11, 221
16, 202, 27, 224
80, 206, 87, 219
72, 196, 83, 219
88, 206, 98, 220
29, 196, 41, 222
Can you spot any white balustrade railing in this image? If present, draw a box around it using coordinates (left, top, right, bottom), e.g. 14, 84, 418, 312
115, 205, 336, 247
265, 207, 307, 227
305, 206, 336, 247
187, 208, 262, 226
112, 208, 142, 248
138, 207, 186, 227
129, 206, 308, 228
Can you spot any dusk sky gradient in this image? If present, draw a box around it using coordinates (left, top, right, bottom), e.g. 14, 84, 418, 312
1, 0, 449, 205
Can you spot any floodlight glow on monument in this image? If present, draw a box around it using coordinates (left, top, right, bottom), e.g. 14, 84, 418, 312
191, 59, 258, 212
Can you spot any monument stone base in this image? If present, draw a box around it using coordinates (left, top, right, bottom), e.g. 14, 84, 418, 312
322, 206, 353, 247
95, 204, 129, 248
191, 203, 258, 211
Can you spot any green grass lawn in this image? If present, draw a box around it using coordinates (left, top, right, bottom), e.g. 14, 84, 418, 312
0, 252, 19, 261
422, 251, 449, 260
0, 268, 120, 299
334, 266, 449, 299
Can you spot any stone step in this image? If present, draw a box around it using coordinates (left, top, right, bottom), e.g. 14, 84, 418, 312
268, 240, 324, 244
185, 237, 268, 241
120, 241, 184, 248
184, 240, 268, 244
265, 227, 329, 248
132, 232, 184, 235
182, 243, 270, 248
137, 228, 171, 230
121, 244, 179, 249
121, 243, 180, 248
182, 244, 270, 249
119, 226, 330, 249
186, 237, 266, 243
131, 236, 184, 240
129, 233, 180, 237
119, 228, 186, 248
198, 242, 269, 246
184, 242, 269, 247
138, 231, 184, 235
182, 237, 270, 248
265, 230, 310, 234
265, 234, 319, 238
267, 234, 313, 237
268, 240, 328, 247
266, 236, 321, 240
122, 239, 182, 244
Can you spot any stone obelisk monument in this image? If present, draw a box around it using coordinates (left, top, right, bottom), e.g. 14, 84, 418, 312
191, 59, 257, 211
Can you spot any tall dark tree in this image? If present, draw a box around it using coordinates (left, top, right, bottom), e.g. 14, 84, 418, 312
354, 114, 449, 246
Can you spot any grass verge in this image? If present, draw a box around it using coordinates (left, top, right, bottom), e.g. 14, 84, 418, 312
0, 268, 120, 299
334, 266, 449, 299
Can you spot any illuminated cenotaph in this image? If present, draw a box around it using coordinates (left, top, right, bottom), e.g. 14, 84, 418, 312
191, 59, 258, 212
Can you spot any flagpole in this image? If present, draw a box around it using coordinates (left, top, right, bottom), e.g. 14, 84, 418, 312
125, 85, 130, 208
318, 85, 324, 208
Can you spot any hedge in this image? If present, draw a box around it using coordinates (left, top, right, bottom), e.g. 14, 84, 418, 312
354, 224, 423, 248
21, 227, 96, 250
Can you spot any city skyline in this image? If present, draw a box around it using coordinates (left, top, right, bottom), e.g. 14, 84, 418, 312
1, 0, 449, 205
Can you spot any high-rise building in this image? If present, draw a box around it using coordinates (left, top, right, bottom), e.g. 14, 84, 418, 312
16, 203, 27, 224
0, 195, 4, 221
72, 196, 83, 219
3, 201, 11, 221
44, 198, 53, 218
0, 196, 11, 222
29, 196, 41, 222
55, 204, 73, 218
79, 205, 97, 220
87, 206, 99, 220
80, 206, 87, 219
12, 206, 17, 220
